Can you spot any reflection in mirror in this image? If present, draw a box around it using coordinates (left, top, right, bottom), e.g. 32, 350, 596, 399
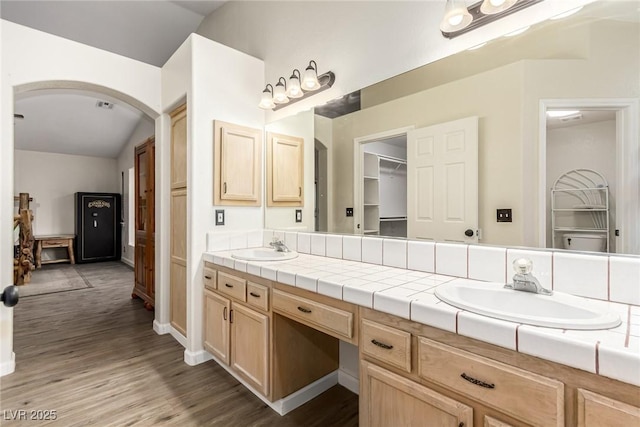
265, 1, 640, 255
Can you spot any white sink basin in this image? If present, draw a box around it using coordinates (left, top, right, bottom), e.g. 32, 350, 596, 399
435, 281, 621, 330
231, 248, 298, 261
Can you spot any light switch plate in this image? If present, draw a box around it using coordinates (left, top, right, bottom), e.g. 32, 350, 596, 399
215, 209, 225, 226
295, 209, 302, 223
497, 209, 512, 222
346, 207, 354, 217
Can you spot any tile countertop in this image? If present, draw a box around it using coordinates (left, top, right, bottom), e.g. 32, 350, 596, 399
203, 250, 640, 387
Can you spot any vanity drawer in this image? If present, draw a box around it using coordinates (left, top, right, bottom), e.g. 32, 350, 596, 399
273, 289, 353, 340
361, 319, 411, 373
217, 271, 247, 302
418, 338, 564, 427
203, 267, 217, 291
247, 282, 269, 312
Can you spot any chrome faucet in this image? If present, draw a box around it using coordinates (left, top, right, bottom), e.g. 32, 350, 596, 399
504, 258, 552, 295
269, 237, 290, 253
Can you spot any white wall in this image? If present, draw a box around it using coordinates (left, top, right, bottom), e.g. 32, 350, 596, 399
14, 150, 118, 236
546, 119, 616, 251
170, 34, 265, 361
116, 117, 155, 266
197, 0, 595, 124
265, 109, 314, 231
1, 20, 161, 376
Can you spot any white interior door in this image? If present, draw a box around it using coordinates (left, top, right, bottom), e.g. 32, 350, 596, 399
407, 117, 478, 242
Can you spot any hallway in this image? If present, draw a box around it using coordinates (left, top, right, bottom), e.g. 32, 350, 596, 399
0, 262, 358, 426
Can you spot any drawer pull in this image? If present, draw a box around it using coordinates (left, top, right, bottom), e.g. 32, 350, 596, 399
461, 373, 495, 389
204, 275, 212, 280
371, 339, 394, 350
297, 306, 312, 314
229, 309, 234, 323
225, 283, 233, 288
249, 292, 260, 298
223, 306, 227, 321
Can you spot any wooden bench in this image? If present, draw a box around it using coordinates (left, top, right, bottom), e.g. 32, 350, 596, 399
34, 235, 76, 268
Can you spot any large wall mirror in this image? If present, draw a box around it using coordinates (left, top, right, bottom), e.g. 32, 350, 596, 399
265, 1, 640, 256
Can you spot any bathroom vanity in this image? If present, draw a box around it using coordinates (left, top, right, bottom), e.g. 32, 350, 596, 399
202, 239, 640, 426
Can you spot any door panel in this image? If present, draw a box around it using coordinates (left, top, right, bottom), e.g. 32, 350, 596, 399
408, 116, 478, 242
204, 290, 230, 365
231, 303, 269, 396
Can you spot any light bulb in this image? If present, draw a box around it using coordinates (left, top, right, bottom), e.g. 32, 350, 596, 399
286, 70, 304, 99
490, 0, 506, 6
258, 85, 275, 109
448, 14, 464, 26
302, 61, 321, 91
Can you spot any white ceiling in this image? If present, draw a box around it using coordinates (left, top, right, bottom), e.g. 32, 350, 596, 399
2, 0, 226, 159
14, 89, 148, 158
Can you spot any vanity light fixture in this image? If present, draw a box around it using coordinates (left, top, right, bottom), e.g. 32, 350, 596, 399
302, 60, 322, 91
259, 84, 276, 109
480, 0, 517, 15
441, 0, 544, 39
273, 77, 290, 104
259, 60, 335, 111
440, 0, 473, 33
286, 69, 304, 99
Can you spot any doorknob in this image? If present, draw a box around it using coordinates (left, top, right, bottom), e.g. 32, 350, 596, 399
1, 286, 19, 307
464, 229, 474, 237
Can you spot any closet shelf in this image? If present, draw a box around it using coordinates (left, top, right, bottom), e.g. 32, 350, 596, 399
553, 227, 608, 233
364, 203, 379, 207
364, 176, 379, 180
552, 208, 607, 212
380, 217, 407, 222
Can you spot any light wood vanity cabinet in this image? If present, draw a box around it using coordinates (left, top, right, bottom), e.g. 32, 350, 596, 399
576, 388, 640, 426
203, 268, 269, 396
266, 132, 304, 207
213, 121, 262, 206
202, 264, 341, 401
359, 309, 640, 427
361, 360, 473, 427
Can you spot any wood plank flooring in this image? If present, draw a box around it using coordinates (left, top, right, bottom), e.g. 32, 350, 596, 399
0, 262, 358, 426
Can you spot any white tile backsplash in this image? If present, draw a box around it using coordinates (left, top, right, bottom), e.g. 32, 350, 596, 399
468, 246, 507, 283
297, 233, 312, 254
326, 235, 343, 259
343, 236, 362, 262
285, 232, 298, 252
435, 243, 468, 278
262, 229, 274, 247
383, 239, 408, 269
609, 257, 640, 305
311, 234, 326, 256
407, 241, 436, 273
362, 237, 383, 265
229, 232, 248, 250
247, 230, 263, 248
554, 252, 608, 300
507, 249, 552, 291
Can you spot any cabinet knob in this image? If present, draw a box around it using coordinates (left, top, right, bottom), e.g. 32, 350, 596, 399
464, 229, 474, 237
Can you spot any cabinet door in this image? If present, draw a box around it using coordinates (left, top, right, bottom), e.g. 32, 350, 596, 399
484, 416, 513, 427
204, 290, 230, 365
577, 389, 640, 426
267, 132, 304, 206
170, 189, 187, 336
360, 361, 473, 427
231, 303, 269, 396
170, 104, 187, 189
134, 235, 147, 292
214, 121, 262, 206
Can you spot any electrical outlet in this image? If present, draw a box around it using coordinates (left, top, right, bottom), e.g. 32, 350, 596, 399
346, 207, 354, 217
497, 209, 512, 222
215, 209, 225, 226
295, 209, 302, 223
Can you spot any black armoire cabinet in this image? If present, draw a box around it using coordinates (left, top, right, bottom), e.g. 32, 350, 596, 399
75, 192, 122, 263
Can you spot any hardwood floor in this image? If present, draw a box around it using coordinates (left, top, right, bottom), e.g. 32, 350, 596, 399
0, 262, 359, 426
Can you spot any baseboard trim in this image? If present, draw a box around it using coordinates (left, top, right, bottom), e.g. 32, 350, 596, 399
184, 349, 212, 366
153, 321, 171, 335
120, 258, 134, 268
169, 327, 187, 349
338, 369, 359, 395
0, 352, 16, 377
207, 352, 338, 416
